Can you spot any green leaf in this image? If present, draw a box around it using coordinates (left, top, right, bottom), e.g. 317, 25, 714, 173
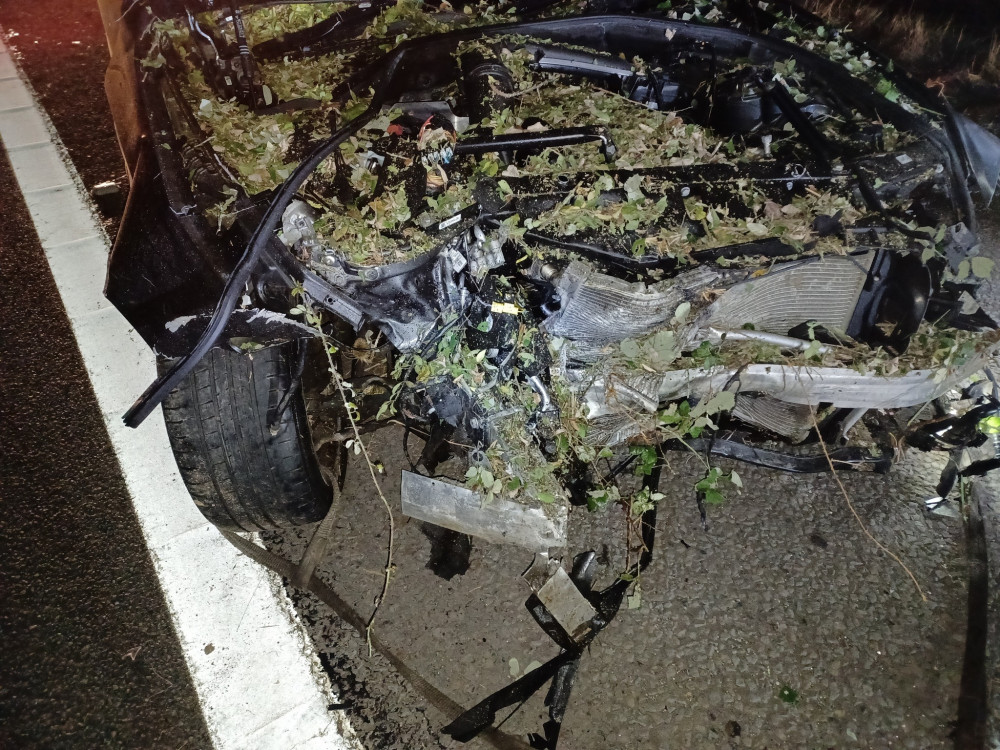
777, 685, 800, 705
703, 488, 725, 504
802, 339, 823, 360
729, 470, 743, 489
695, 468, 721, 492
477, 157, 499, 177
651, 330, 676, 361
673, 301, 691, 323
624, 174, 645, 202
971, 256, 995, 279
142, 52, 167, 69
587, 489, 610, 511
957, 259, 971, 281
691, 391, 736, 419
981, 415, 1000, 435
630, 445, 659, 476
875, 78, 900, 103
342, 99, 368, 122
620, 338, 642, 358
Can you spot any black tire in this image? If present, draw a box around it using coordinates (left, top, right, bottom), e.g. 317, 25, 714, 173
159, 344, 331, 531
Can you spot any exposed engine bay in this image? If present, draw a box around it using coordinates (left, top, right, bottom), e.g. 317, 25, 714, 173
122, 0, 1000, 550
97, 1, 1000, 744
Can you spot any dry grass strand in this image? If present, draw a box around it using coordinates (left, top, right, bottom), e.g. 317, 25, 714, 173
811, 409, 927, 602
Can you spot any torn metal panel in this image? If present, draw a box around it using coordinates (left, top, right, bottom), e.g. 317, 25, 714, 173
400, 472, 567, 552
578, 349, 996, 424
535, 567, 597, 642
543, 261, 720, 346
654, 356, 995, 409
155, 308, 315, 357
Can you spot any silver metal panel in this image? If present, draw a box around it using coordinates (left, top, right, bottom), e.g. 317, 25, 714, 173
652, 354, 991, 409
731, 394, 812, 441
706, 253, 874, 335
536, 567, 597, 642
575, 346, 994, 426
545, 261, 720, 345
399, 471, 567, 552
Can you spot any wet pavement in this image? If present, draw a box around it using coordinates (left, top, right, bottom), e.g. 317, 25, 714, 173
264, 436, 972, 749
1, 1, 998, 748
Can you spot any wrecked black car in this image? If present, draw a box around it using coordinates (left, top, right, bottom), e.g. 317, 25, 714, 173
100, 0, 1000, 530
98, 0, 1000, 738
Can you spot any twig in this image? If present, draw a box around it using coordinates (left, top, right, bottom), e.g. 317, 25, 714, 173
811, 409, 927, 602
321, 340, 396, 654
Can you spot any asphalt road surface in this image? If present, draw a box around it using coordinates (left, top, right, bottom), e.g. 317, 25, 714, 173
1, 2, 998, 749
0, 65, 212, 750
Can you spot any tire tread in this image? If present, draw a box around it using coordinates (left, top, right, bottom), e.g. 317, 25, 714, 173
159, 345, 330, 531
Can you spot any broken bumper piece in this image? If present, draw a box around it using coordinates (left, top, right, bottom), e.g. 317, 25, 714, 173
400, 471, 567, 552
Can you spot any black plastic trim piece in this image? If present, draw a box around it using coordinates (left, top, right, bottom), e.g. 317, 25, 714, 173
123, 47, 409, 427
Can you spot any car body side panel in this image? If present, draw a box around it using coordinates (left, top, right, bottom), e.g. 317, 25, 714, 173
105, 140, 229, 349
98, 0, 144, 178
99, 0, 245, 350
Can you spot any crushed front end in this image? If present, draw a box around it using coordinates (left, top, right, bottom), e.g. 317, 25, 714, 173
103, 0, 1000, 545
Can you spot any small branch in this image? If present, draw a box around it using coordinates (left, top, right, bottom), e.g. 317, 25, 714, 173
811, 409, 927, 602
321, 340, 397, 654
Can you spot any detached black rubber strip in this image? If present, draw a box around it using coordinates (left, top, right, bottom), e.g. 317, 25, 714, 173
123, 49, 408, 428
442, 651, 579, 742
670, 435, 893, 474
121, 114, 370, 426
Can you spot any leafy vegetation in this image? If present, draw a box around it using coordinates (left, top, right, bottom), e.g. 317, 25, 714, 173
146, 1, 999, 523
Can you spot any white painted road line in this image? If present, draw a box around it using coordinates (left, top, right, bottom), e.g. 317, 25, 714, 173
0, 36, 362, 750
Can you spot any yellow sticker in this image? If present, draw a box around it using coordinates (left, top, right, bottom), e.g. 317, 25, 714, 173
980, 415, 1000, 435
491, 302, 522, 315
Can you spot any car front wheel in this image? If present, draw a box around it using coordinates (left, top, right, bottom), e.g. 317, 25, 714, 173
158, 343, 331, 531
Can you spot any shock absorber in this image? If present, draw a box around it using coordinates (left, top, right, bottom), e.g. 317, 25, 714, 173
461, 52, 517, 162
